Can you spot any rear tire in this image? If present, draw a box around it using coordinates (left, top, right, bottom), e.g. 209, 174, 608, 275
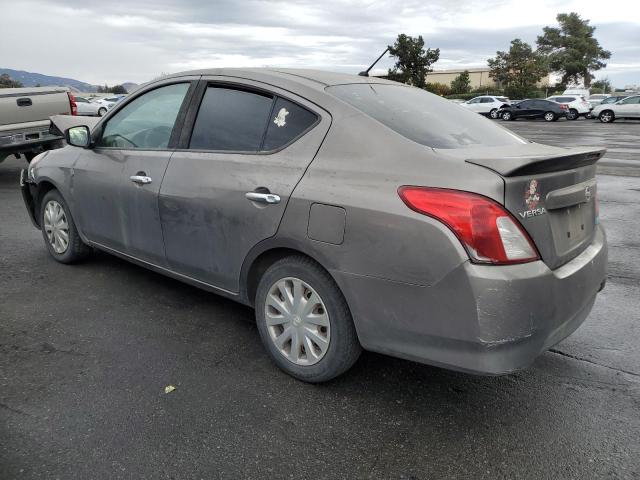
489, 108, 498, 119
255, 255, 361, 383
544, 111, 556, 122
566, 109, 579, 120
599, 110, 615, 123
40, 189, 91, 264
98, 107, 107, 116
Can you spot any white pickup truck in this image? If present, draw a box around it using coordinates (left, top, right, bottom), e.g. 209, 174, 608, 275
0, 86, 77, 163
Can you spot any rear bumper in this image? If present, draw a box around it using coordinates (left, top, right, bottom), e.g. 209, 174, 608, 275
333, 225, 607, 375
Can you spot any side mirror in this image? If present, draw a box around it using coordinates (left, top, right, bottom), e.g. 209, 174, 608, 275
66, 125, 91, 148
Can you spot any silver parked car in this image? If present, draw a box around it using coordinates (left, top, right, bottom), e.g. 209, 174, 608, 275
591, 95, 640, 123
21, 69, 607, 382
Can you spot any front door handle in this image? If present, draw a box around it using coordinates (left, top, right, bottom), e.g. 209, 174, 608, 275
245, 191, 281, 204
130, 175, 152, 185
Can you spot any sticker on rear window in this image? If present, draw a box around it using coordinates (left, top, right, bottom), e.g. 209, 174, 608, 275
274, 108, 289, 127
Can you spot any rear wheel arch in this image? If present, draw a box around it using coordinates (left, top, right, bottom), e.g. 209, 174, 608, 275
242, 245, 336, 307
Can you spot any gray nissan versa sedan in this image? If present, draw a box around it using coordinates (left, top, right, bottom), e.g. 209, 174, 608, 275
20, 69, 607, 382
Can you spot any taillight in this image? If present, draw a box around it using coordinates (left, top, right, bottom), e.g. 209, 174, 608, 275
559, 104, 568, 110
67, 92, 77, 116
398, 187, 540, 265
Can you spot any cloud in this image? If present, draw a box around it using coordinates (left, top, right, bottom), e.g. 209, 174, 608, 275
1, 0, 638, 86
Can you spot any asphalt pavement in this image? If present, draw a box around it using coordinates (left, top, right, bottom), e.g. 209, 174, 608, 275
1, 118, 639, 479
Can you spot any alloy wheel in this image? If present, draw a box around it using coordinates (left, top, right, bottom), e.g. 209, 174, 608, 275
264, 277, 330, 366
544, 112, 555, 121
490, 109, 498, 119
43, 200, 69, 254
600, 112, 613, 123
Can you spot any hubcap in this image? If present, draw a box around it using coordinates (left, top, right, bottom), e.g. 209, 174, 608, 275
265, 277, 330, 366
601, 113, 611, 122
545, 113, 554, 121
43, 200, 69, 254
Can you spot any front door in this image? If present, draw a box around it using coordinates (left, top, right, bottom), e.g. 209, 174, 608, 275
73, 81, 193, 265
159, 80, 330, 293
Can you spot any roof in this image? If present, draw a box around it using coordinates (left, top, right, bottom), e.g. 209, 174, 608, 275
165, 68, 398, 90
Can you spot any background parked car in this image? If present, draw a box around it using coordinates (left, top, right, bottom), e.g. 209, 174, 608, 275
598, 95, 629, 106
546, 95, 592, 120
0, 86, 72, 163
592, 95, 640, 123
74, 96, 101, 116
460, 95, 511, 118
587, 94, 610, 106
500, 99, 568, 122
92, 95, 125, 116
563, 87, 590, 99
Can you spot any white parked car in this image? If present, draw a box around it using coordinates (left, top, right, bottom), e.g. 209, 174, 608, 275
587, 94, 610, 106
591, 95, 640, 123
92, 96, 126, 116
460, 96, 511, 118
563, 88, 590, 99
546, 95, 592, 120
74, 96, 101, 116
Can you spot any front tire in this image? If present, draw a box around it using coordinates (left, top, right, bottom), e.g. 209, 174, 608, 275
255, 256, 361, 383
544, 111, 556, 122
98, 107, 107, 116
599, 110, 615, 123
40, 189, 91, 264
501, 111, 513, 121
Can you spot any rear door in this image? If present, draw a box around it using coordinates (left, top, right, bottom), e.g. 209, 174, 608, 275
159, 78, 331, 293
616, 95, 640, 118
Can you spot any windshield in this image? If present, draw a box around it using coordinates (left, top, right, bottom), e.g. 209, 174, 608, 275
326, 84, 526, 149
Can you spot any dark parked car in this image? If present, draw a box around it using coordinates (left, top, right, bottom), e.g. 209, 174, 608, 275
500, 99, 568, 121
20, 69, 607, 382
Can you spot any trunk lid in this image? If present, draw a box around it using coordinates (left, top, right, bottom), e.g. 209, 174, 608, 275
437, 144, 605, 270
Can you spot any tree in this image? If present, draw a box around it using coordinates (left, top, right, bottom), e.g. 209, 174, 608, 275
110, 85, 128, 94
450, 70, 471, 94
591, 78, 612, 94
387, 34, 440, 88
537, 12, 610, 87
425, 82, 451, 96
488, 39, 549, 99
0, 73, 23, 88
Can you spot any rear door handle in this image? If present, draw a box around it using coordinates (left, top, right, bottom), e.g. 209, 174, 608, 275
130, 175, 152, 185
245, 192, 281, 204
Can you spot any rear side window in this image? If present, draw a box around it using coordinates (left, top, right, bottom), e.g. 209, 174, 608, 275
262, 98, 318, 151
190, 86, 318, 152
480, 97, 493, 103
190, 87, 273, 151
621, 96, 640, 104
327, 84, 526, 149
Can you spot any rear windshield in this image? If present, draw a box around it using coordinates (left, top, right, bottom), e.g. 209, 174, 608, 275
326, 84, 525, 149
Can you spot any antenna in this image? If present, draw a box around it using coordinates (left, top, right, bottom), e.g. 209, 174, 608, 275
358, 47, 390, 77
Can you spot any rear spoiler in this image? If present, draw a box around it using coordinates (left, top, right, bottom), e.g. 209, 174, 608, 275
465, 147, 606, 177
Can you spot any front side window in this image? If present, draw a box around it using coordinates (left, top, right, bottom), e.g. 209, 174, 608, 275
98, 83, 189, 149
327, 84, 526, 149
481, 98, 493, 103
190, 87, 273, 151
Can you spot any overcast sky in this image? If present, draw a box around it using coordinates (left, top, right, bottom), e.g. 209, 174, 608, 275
3, 0, 639, 87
